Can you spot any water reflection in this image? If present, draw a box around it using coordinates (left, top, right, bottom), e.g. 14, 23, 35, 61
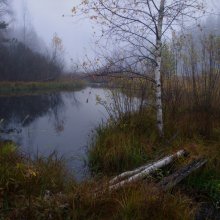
0, 93, 64, 129
0, 88, 108, 181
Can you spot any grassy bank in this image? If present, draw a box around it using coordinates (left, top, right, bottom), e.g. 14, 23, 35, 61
1, 118, 220, 219
92, 109, 219, 176
1, 79, 220, 219
0, 80, 86, 96
0, 142, 197, 220
88, 88, 220, 218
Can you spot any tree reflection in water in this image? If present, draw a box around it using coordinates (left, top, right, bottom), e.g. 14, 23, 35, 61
0, 93, 72, 134
0, 88, 107, 181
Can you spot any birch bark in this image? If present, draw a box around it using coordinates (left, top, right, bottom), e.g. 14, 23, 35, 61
155, 0, 165, 137
109, 150, 185, 190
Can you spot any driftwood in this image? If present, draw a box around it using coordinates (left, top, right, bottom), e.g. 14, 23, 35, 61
109, 150, 186, 190
158, 158, 207, 191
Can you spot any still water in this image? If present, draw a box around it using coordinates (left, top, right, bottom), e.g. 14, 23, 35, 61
0, 87, 109, 181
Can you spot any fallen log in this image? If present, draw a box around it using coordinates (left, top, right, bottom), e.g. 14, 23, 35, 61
109, 163, 153, 185
110, 149, 188, 185
109, 150, 186, 191
158, 158, 207, 191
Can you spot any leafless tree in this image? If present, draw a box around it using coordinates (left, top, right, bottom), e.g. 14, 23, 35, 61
76, 0, 205, 136
50, 33, 65, 72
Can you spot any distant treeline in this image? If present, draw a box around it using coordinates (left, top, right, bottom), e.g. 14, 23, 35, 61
0, 40, 62, 81
0, 0, 63, 82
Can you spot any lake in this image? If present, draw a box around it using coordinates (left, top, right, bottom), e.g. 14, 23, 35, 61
0, 87, 109, 181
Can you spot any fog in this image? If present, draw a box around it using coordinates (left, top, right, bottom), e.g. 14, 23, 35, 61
10, 0, 220, 70
11, 0, 95, 70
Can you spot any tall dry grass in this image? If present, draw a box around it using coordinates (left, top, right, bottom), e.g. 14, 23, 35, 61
0, 142, 198, 220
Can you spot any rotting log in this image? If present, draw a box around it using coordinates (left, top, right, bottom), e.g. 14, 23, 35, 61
158, 158, 207, 191
109, 150, 186, 191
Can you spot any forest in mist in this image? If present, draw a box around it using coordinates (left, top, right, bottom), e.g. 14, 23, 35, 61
0, 0, 220, 83
0, 0, 64, 82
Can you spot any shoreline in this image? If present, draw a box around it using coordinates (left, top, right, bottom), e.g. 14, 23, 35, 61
0, 80, 86, 96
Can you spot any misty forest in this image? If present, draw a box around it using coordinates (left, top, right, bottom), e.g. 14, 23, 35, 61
1, 0, 220, 219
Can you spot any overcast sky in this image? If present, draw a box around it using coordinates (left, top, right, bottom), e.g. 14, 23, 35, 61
11, 0, 95, 70
11, 0, 220, 70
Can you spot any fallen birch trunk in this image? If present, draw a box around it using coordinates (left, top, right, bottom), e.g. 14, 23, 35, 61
109, 163, 153, 185
158, 158, 207, 191
109, 150, 186, 191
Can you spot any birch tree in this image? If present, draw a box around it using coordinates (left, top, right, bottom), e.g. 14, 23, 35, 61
50, 33, 65, 73
75, 0, 205, 136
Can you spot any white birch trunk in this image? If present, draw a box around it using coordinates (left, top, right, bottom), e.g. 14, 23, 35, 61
154, 0, 165, 137
109, 163, 153, 185
109, 150, 185, 191
155, 55, 163, 136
